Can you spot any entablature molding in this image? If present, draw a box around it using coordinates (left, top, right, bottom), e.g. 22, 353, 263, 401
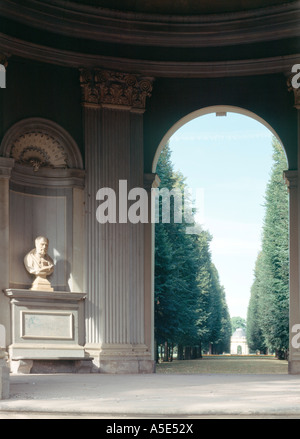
0, 0, 299, 48
0, 33, 298, 79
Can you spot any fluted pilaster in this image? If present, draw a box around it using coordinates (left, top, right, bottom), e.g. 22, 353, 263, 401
82, 105, 102, 345
284, 170, 300, 373
0, 158, 14, 346
80, 69, 154, 372
285, 70, 300, 373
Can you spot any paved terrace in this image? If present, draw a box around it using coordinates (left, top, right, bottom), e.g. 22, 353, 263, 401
0, 373, 300, 418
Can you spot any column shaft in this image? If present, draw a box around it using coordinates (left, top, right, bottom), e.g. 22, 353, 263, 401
284, 171, 299, 372
286, 76, 300, 373
84, 106, 102, 346
81, 69, 154, 372
0, 158, 14, 346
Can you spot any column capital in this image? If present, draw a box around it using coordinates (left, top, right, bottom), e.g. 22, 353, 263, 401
0, 53, 10, 69
283, 169, 298, 190
287, 73, 300, 110
0, 157, 14, 178
79, 68, 101, 108
80, 68, 154, 111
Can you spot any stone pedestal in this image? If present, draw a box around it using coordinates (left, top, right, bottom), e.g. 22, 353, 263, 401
31, 275, 54, 292
4, 289, 87, 373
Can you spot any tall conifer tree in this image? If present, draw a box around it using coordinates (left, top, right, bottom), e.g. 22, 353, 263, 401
247, 138, 289, 358
155, 143, 231, 358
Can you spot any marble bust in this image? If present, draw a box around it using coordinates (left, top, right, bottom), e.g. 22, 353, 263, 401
24, 236, 54, 291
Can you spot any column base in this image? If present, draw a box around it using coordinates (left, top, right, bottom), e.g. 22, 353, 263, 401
31, 276, 53, 291
99, 359, 155, 374
0, 353, 9, 399
288, 359, 300, 374
85, 343, 156, 374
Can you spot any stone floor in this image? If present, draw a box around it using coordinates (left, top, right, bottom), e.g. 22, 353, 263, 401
0, 373, 300, 418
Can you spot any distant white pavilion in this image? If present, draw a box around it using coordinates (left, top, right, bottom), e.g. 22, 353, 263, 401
230, 328, 249, 355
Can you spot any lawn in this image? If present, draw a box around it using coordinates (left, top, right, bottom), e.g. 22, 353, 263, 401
156, 355, 288, 374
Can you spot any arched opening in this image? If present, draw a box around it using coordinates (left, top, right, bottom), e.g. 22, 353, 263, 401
153, 105, 289, 373
152, 105, 288, 173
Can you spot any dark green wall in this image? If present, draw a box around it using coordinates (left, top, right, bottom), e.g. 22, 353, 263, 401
0, 58, 297, 173
0, 57, 83, 162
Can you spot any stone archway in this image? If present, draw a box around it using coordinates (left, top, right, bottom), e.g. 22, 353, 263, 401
0, 0, 298, 380
152, 105, 288, 172
151, 105, 298, 372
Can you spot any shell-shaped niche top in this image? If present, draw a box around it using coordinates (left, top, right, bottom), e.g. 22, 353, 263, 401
0, 118, 83, 171
11, 132, 67, 171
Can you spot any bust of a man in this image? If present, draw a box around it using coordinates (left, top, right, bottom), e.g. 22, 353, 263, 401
24, 236, 54, 291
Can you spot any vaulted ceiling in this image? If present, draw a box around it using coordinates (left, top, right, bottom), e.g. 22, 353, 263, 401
68, 0, 296, 14
0, 0, 299, 77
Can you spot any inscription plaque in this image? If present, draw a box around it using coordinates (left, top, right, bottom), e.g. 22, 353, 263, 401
21, 311, 73, 340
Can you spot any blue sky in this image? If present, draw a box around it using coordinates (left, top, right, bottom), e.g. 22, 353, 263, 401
168, 112, 281, 320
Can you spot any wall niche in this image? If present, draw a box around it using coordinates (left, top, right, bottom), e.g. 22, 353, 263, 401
0, 117, 85, 293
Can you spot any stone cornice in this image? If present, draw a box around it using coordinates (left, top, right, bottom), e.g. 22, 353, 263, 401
79, 69, 153, 110
0, 32, 299, 78
4, 288, 86, 302
0, 0, 299, 48
0, 157, 14, 178
9, 164, 85, 189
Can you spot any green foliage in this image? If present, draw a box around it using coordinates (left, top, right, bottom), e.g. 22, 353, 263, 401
231, 316, 246, 334
246, 253, 267, 353
246, 138, 289, 358
214, 286, 232, 353
155, 143, 231, 355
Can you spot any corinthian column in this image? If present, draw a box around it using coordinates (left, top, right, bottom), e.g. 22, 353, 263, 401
0, 159, 14, 340
284, 170, 300, 373
287, 70, 300, 373
80, 69, 154, 373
